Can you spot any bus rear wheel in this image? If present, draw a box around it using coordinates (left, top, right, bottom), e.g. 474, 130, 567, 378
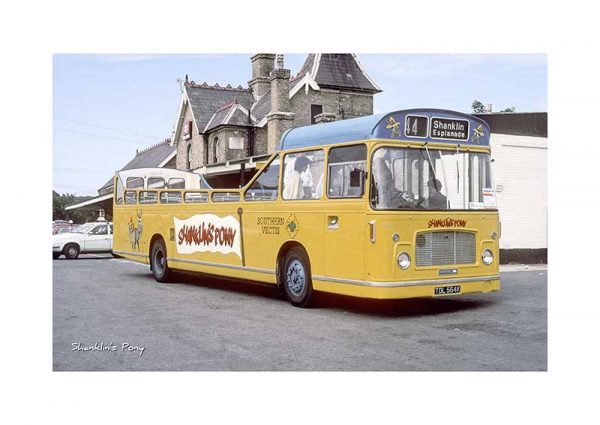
151, 239, 171, 283
282, 247, 314, 308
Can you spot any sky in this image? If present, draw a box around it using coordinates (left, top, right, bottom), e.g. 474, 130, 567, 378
53, 54, 547, 196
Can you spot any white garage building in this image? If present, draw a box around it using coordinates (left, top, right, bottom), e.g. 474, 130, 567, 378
475, 112, 547, 263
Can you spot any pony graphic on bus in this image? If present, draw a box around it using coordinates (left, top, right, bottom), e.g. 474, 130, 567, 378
128, 210, 143, 251
385, 116, 402, 138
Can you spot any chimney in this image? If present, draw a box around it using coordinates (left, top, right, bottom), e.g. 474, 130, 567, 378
486, 104, 493, 113
266, 54, 295, 153
248, 53, 275, 98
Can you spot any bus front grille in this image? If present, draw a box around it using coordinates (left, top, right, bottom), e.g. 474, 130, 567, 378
415, 231, 476, 266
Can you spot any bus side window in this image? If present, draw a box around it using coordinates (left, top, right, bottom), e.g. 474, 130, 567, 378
327, 144, 367, 198
125, 191, 137, 204
184, 192, 208, 203
148, 177, 165, 189
212, 192, 241, 202
245, 158, 280, 201
126, 177, 144, 189
160, 191, 182, 204
140, 191, 157, 204
168, 178, 185, 189
282, 150, 325, 200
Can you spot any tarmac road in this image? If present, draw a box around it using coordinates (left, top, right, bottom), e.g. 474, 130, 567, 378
53, 255, 547, 371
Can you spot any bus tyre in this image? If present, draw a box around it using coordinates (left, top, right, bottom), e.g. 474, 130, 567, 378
151, 239, 171, 283
283, 247, 314, 308
64, 243, 80, 260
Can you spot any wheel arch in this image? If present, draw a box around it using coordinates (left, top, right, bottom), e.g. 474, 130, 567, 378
62, 242, 80, 253
148, 233, 166, 270
275, 241, 310, 288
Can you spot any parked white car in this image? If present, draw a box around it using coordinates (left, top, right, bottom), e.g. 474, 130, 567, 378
53, 222, 113, 259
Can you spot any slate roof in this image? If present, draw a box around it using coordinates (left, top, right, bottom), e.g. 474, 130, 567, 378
181, 54, 381, 137
185, 83, 254, 132
204, 104, 252, 132
251, 88, 271, 124
290, 54, 381, 94
98, 139, 176, 193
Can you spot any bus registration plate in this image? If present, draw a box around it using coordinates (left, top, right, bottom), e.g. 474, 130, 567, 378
434, 285, 461, 296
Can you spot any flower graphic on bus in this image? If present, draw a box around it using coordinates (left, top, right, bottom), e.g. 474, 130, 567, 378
472, 124, 485, 144
385, 116, 401, 138
286, 214, 299, 239
128, 210, 143, 251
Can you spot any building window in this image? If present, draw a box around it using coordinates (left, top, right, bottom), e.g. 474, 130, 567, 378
183, 120, 192, 140
311, 104, 323, 124
203, 138, 209, 165
213, 137, 219, 164
186, 144, 192, 170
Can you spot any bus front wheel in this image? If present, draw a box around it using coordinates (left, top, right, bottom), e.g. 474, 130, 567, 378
282, 247, 314, 308
151, 239, 171, 283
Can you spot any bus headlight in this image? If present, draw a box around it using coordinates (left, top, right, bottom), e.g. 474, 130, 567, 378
397, 252, 411, 269
481, 249, 494, 265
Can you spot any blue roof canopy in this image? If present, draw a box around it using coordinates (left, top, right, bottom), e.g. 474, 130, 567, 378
279, 109, 491, 150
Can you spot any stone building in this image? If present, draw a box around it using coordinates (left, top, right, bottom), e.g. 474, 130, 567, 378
170, 54, 381, 186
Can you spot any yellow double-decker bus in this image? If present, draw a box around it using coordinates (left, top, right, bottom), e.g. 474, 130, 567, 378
113, 109, 500, 307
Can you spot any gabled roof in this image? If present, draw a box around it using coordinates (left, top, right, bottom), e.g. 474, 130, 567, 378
185, 82, 254, 132
176, 54, 382, 138
289, 53, 381, 95
204, 103, 254, 132
98, 139, 176, 193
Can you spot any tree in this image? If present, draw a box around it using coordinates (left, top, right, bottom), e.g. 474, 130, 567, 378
52, 191, 98, 223
472, 100, 486, 114
500, 106, 516, 113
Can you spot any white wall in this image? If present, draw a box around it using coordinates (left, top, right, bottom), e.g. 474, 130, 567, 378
490, 133, 547, 249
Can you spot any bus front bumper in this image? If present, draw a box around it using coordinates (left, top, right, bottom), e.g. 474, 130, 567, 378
312, 274, 500, 300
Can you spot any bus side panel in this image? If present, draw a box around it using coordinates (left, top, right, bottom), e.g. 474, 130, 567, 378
166, 203, 242, 280
241, 202, 286, 281
242, 201, 326, 283
113, 203, 150, 263
324, 201, 366, 281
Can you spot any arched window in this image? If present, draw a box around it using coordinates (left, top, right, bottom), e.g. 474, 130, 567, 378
186, 144, 192, 170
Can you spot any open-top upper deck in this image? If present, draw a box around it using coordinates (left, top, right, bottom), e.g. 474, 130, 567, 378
279, 108, 491, 150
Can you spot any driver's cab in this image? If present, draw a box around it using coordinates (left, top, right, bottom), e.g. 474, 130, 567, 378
370, 145, 448, 210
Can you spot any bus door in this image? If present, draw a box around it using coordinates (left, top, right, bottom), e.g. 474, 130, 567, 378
323, 145, 367, 281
